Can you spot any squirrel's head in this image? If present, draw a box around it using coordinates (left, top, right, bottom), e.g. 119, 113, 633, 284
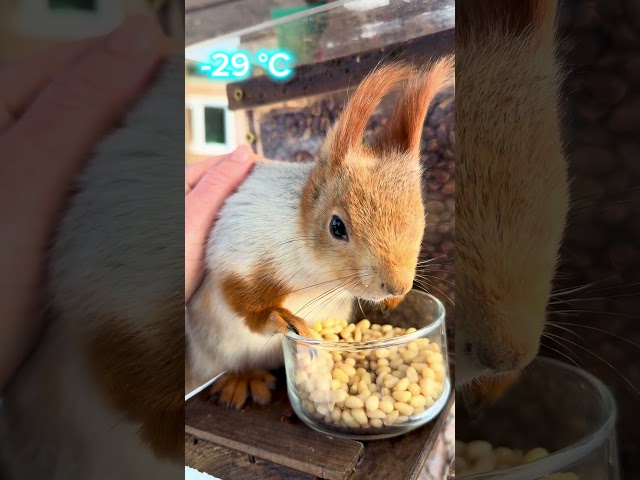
301, 58, 455, 303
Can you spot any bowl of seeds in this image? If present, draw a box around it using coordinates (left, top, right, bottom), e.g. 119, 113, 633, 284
456, 357, 619, 479
282, 289, 451, 440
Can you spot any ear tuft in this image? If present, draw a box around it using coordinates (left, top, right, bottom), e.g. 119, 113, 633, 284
377, 55, 455, 158
323, 63, 415, 169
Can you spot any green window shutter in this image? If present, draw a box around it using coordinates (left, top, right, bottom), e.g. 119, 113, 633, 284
204, 107, 226, 144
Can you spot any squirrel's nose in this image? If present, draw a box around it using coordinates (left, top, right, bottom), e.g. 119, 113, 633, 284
382, 282, 407, 297
475, 343, 532, 373
380, 265, 414, 297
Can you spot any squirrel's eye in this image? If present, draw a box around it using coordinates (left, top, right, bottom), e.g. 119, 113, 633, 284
330, 215, 349, 241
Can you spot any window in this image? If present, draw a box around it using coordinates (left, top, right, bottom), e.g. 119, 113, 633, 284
204, 107, 226, 144
186, 97, 236, 156
49, 0, 96, 11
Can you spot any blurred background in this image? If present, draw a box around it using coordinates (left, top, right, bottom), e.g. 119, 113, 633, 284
0, 0, 184, 59
546, 0, 640, 475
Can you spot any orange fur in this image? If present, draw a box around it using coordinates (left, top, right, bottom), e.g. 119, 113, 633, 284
377, 57, 455, 157
302, 58, 455, 301
211, 370, 276, 409
266, 307, 314, 338
220, 269, 312, 338
326, 64, 414, 166
456, 0, 569, 399
382, 295, 405, 311
301, 147, 425, 298
86, 297, 184, 461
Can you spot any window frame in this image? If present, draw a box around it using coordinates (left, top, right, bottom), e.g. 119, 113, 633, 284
185, 96, 236, 156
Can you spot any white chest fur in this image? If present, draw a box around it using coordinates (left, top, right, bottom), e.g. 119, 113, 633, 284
187, 274, 355, 385
282, 285, 354, 326
187, 160, 357, 385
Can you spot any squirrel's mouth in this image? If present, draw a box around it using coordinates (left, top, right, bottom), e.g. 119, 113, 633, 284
357, 292, 396, 303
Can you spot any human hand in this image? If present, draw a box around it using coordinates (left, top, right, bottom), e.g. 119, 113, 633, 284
0, 15, 171, 390
185, 146, 256, 303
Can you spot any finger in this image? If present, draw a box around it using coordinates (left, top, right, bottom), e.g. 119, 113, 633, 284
185, 147, 255, 236
0, 37, 100, 131
185, 146, 255, 194
2, 15, 168, 211
185, 156, 225, 195
184, 148, 255, 301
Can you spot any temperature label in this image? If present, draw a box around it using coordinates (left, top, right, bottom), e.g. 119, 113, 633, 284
197, 50, 295, 81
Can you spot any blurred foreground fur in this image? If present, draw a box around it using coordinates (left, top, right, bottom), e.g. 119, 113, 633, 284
456, 0, 570, 402
0, 55, 184, 479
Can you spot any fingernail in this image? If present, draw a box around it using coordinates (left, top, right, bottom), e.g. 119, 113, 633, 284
229, 146, 251, 163
107, 16, 157, 55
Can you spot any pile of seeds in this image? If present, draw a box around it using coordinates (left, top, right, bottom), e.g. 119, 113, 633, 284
292, 318, 447, 430
456, 441, 579, 479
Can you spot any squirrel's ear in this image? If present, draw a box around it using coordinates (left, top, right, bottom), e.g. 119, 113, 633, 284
376, 55, 454, 159
319, 63, 413, 171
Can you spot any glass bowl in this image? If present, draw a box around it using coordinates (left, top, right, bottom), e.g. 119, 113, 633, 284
456, 357, 619, 479
282, 289, 450, 440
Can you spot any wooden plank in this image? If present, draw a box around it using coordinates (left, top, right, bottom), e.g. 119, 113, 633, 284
185, 368, 454, 480
407, 394, 454, 480
185, 385, 364, 480
186, 433, 318, 480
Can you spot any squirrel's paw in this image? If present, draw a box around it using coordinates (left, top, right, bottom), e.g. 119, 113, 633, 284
210, 370, 277, 409
268, 308, 314, 339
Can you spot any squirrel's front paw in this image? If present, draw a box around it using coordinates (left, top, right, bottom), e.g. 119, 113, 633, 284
267, 307, 314, 339
210, 370, 277, 409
